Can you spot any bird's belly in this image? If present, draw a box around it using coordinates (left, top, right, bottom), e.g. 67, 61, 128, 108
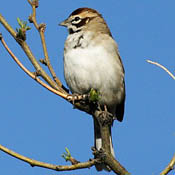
64, 46, 124, 106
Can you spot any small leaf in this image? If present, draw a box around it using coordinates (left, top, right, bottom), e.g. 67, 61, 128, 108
62, 147, 71, 161
17, 17, 22, 27
89, 88, 100, 102
16, 18, 31, 41
17, 17, 31, 30
26, 26, 31, 31
65, 147, 71, 156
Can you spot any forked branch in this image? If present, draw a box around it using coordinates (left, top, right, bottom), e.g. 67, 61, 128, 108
0, 34, 67, 99
28, 0, 62, 86
0, 13, 63, 92
0, 144, 96, 171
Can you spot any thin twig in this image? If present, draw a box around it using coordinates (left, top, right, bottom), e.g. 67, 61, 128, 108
27, 0, 32, 6
0, 13, 64, 92
160, 154, 175, 175
147, 60, 175, 80
28, 1, 62, 87
0, 35, 87, 104
0, 144, 96, 171
0, 33, 90, 110
0, 35, 68, 99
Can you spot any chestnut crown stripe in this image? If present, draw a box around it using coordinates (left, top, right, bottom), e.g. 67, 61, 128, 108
70, 7, 100, 16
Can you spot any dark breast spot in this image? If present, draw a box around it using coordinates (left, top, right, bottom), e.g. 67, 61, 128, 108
73, 35, 84, 48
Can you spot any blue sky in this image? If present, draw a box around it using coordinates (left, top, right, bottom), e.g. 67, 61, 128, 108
0, 1, 175, 175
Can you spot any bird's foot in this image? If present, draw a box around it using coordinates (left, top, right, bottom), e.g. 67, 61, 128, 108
97, 105, 113, 126
67, 93, 89, 105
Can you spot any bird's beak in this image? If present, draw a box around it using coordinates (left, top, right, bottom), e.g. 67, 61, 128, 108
59, 19, 68, 27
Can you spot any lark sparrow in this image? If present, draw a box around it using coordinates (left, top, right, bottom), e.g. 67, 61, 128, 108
60, 8, 125, 171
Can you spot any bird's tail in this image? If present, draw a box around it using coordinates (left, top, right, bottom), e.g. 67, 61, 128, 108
93, 118, 115, 171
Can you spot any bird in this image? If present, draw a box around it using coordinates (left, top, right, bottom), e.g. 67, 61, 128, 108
59, 7, 125, 171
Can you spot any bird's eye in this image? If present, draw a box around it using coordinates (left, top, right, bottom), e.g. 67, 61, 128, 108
71, 16, 81, 25
74, 16, 81, 21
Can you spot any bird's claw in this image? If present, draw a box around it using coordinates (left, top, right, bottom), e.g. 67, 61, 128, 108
67, 94, 89, 105
97, 105, 113, 126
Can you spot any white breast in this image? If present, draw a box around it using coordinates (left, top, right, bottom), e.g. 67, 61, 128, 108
64, 32, 124, 109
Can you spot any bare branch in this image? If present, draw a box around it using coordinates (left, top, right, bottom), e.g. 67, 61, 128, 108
0, 32, 94, 114
0, 13, 64, 92
0, 144, 96, 171
160, 154, 175, 175
147, 60, 175, 80
28, 0, 62, 87
0, 34, 68, 99
27, 0, 32, 6
93, 110, 130, 175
